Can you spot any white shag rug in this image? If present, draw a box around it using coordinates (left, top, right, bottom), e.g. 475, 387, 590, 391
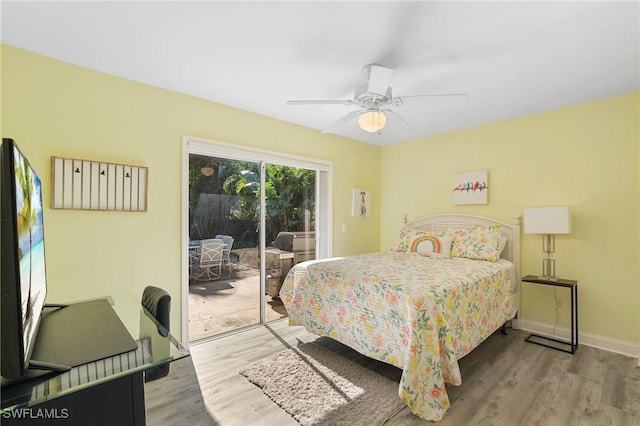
239, 341, 406, 425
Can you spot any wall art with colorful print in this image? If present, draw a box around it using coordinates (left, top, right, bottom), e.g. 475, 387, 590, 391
453, 170, 488, 205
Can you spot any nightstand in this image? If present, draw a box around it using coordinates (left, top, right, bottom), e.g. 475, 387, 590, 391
521, 275, 578, 354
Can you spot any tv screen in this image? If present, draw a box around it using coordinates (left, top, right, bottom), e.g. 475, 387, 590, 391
1, 138, 48, 380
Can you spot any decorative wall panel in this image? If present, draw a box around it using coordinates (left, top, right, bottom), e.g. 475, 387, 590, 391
51, 156, 147, 211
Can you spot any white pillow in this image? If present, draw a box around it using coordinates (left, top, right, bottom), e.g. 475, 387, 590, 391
414, 235, 453, 258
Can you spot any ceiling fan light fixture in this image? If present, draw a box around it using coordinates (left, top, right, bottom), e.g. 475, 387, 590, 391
358, 109, 387, 133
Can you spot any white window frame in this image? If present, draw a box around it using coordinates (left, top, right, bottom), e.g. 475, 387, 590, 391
181, 135, 333, 345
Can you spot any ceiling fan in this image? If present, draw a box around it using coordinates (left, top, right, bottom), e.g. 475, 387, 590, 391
286, 63, 467, 135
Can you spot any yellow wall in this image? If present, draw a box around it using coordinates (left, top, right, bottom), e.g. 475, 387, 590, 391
381, 93, 640, 344
3, 44, 638, 347
1, 45, 381, 340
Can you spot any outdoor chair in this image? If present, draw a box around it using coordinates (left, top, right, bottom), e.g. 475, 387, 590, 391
190, 239, 224, 281
215, 234, 235, 275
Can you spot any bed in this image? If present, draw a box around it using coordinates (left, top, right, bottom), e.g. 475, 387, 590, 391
279, 213, 521, 421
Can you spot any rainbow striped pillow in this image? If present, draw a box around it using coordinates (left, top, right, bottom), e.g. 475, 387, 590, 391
391, 228, 453, 258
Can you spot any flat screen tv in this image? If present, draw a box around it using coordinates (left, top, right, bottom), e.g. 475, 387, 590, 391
1, 138, 48, 380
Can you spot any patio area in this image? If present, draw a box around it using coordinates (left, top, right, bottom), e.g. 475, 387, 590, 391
188, 263, 288, 341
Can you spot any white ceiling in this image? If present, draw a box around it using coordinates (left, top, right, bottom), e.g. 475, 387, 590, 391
2, 1, 639, 146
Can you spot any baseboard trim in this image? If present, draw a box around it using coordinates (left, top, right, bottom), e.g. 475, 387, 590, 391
518, 319, 640, 365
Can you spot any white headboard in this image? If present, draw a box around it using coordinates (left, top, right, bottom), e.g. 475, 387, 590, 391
405, 213, 520, 263
404, 213, 521, 327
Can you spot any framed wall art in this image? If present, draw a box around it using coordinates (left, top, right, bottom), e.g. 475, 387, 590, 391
452, 170, 488, 205
351, 188, 371, 217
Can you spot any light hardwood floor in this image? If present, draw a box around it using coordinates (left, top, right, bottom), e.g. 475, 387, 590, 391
145, 320, 640, 426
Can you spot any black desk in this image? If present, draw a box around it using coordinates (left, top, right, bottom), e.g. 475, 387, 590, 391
1, 293, 189, 425
522, 275, 578, 354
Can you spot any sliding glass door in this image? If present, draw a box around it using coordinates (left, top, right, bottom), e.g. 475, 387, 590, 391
188, 155, 263, 341
183, 137, 331, 343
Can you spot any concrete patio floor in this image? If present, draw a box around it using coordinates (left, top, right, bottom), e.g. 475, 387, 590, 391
188, 264, 288, 341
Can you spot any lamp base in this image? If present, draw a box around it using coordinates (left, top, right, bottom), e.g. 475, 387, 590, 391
542, 242, 556, 280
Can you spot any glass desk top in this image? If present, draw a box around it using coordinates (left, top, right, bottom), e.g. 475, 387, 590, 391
1, 291, 189, 411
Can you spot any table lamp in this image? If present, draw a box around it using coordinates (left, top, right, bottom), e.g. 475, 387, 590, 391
523, 206, 572, 280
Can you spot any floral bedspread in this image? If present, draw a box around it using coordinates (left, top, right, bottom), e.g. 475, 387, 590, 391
279, 251, 516, 421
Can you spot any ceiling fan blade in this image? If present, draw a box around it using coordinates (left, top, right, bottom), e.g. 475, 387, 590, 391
287, 99, 354, 105
397, 93, 469, 99
366, 64, 395, 96
385, 109, 414, 133
320, 110, 361, 134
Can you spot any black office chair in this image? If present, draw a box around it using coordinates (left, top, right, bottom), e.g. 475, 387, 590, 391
141, 285, 171, 382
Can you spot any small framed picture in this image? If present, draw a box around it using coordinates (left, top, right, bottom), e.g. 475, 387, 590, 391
352, 189, 371, 217
453, 170, 488, 205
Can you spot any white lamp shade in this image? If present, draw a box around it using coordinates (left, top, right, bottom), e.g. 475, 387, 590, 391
524, 206, 572, 234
